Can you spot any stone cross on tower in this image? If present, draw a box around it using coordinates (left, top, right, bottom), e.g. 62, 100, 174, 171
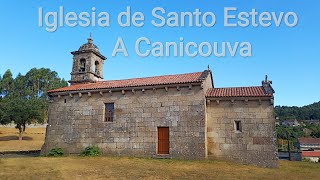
262, 75, 274, 94
69, 35, 106, 85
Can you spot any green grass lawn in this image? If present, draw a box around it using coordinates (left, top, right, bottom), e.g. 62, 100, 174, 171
0, 157, 319, 180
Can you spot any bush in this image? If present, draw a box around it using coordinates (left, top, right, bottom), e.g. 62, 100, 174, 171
81, 145, 102, 156
302, 157, 315, 163
47, 147, 64, 157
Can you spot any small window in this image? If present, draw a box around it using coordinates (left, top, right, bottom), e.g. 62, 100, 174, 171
64, 99, 67, 103
95, 61, 100, 75
79, 59, 86, 72
105, 103, 114, 122
235, 120, 242, 132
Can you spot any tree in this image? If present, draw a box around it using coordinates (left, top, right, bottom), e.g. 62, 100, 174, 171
0, 73, 2, 121
0, 68, 68, 140
0, 98, 4, 125
25, 68, 68, 98
24, 68, 68, 121
0, 73, 2, 94
1, 69, 14, 97
309, 124, 320, 138
13, 73, 27, 97
1, 98, 44, 140
276, 124, 304, 151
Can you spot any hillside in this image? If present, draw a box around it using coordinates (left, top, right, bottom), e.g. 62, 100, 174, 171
275, 101, 320, 121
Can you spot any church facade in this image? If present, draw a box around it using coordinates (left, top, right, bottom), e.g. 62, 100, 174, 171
42, 37, 278, 167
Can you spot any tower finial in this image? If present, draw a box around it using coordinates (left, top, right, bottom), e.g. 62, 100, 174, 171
207, 65, 211, 71
265, 75, 268, 82
88, 32, 93, 44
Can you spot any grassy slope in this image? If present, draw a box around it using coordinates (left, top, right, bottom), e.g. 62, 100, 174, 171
0, 157, 319, 180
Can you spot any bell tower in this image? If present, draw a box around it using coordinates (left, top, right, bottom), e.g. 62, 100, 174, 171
69, 34, 106, 85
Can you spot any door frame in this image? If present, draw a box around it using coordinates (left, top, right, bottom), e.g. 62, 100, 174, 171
157, 127, 170, 155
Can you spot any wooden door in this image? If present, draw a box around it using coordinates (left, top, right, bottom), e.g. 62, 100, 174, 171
158, 127, 169, 154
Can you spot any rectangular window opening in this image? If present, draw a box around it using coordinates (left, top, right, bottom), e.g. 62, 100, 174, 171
105, 103, 114, 122
235, 120, 242, 132
79, 59, 86, 72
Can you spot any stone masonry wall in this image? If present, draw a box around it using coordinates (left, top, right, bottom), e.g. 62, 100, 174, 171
206, 99, 278, 167
42, 85, 207, 159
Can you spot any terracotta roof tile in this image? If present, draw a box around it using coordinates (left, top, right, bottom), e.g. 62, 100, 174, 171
49, 71, 206, 93
299, 138, 320, 144
206, 86, 272, 98
302, 151, 320, 157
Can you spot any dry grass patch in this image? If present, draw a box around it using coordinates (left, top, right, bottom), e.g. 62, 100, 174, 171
0, 127, 45, 151
0, 127, 319, 179
0, 157, 319, 180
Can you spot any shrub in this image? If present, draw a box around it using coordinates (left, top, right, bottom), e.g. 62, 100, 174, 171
81, 145, 102, 156
47, 147, 64, 157
302, 157, 313, 162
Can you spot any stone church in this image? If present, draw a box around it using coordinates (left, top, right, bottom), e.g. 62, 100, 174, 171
42, 36, 278, 167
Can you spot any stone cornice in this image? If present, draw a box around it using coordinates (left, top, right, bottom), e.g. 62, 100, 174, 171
48, 82, 202, 97
70, 71, 103, 79
206, 96, 274, 105
71, 50, 106, 60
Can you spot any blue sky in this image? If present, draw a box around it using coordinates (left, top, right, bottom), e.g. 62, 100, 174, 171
0, 0, 319, 106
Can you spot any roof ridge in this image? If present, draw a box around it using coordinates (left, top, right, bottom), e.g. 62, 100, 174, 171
210, 86, 263, 89
48, 70, 207, 93
98, 71, 204, 83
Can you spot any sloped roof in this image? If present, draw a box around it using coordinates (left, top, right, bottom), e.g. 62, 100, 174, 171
48, 71, 209, 93
302, 151, 320, 157
299, 138, 320, 144
206, 86, 272, 98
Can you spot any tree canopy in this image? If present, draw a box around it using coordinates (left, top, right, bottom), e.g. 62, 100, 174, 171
0, 68, 68, 140
276, 101, 320, 151
275, 101, 320, 121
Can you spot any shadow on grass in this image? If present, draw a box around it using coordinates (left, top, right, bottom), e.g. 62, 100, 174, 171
0, 150, 41, 158
0, 136, 33, 141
